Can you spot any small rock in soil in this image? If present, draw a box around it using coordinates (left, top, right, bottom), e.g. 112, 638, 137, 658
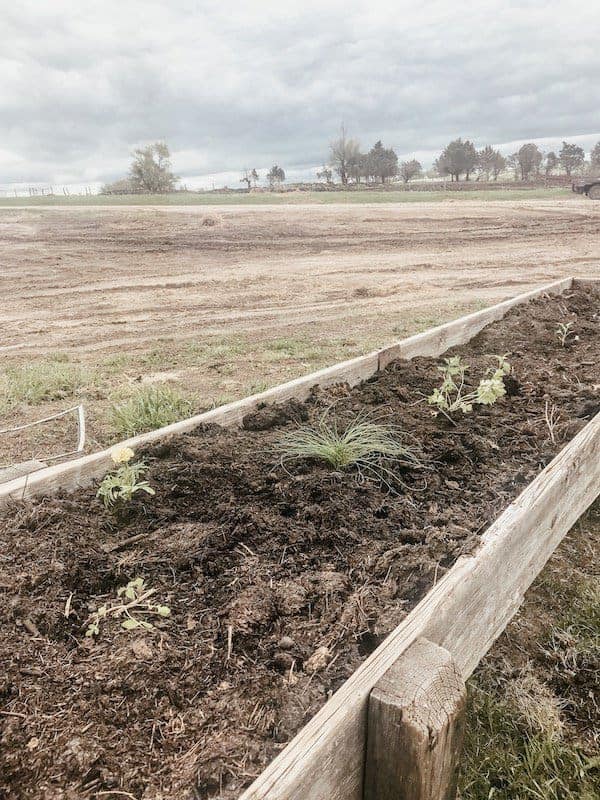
304, 646, 332, 674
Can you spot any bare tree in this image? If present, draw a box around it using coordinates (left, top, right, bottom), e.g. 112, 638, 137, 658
329, 126, 361, 186
491, 151, 506, 180
516, 143, 543, 180
130, 142, 178, 192
266, 165, 285, 189
240, 169, 252, 189
559, 141, 585, 177
240, 168, 259, 189
399, 159, 423, 183
347, 152, 368, 184
506, 153, 520, 181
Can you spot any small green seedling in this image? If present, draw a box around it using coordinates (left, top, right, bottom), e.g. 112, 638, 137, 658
85, 577, 170, 638
428, 355, 510, 416
555, 321, 578, 347
96, 447, 155, 508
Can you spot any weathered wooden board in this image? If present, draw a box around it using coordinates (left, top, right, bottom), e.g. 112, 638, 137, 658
0, 460, 46, 484
377, 276, 572, 369
239, 411, 600, 800
0, 277, 573, 503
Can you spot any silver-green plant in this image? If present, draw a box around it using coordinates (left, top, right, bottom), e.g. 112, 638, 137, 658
428, 355, 510, 416
555, 321, 578, 347
276, 410, 421, 485
96, 447, 155, 508
85, 577, 170, 637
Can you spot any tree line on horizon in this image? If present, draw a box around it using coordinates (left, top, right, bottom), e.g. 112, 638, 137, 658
327, 129, 600, 185
102, 135, 600, 194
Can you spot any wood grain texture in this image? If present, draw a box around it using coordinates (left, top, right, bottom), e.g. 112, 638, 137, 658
239, 410, 600, 800
0, 460, 46, 483
0, 277, 574, 503
364, 638, 466, 800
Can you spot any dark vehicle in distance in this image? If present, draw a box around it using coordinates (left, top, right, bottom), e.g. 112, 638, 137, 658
572, 179, 600, 199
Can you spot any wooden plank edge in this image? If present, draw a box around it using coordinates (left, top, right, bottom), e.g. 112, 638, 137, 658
0, 276, 573, 504
0, 352, 378, 501
378, 276, 573, 369
572, 278, 600, 287
239, 410, 600, 800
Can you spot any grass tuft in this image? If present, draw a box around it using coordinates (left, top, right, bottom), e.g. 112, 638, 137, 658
109, 385, 193, 437
276, 410, 421, 484
460, 678, 598, 800
0, 361, 91, 409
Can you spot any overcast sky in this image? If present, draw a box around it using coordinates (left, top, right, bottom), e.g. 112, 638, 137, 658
2, 0, 600, 190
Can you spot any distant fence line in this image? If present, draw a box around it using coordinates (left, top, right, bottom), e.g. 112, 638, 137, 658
0, 186, 96, 198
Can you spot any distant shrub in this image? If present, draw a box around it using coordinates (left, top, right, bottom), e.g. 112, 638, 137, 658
109, 385, 192, 436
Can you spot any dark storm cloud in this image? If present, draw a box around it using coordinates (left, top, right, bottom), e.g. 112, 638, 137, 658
1, 0, 599, 187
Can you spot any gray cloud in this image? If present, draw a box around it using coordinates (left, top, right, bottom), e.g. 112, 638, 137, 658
1, 0, 600, 188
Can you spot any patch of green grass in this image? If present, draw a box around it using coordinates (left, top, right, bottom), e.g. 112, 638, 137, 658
109, 385, 193, 437
247, 380, 269, 395
460, 679, 598, 800
553, 581, 600, 653
391, 300, 490, 337
0, 187, 573, 207
101, 353, 134, 375
0, 360, 91, 408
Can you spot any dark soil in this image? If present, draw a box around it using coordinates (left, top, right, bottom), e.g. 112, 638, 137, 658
1, 287, 599, 800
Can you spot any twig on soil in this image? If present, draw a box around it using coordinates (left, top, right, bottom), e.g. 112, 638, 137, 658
64, 592, 73, 618
226, 624, 233, 661
105, 531, 151, 553
543, 400, 560, 445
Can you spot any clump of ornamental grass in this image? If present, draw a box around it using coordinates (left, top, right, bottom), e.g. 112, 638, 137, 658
110, 385, 192, 436
428, 354, 510, 418
96, 446, 155, 508
275, 410, 422, 487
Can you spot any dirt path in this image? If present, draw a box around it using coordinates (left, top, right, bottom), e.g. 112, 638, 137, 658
0, 199, 598, 461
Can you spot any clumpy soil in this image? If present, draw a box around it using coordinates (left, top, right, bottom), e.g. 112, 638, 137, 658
1, 287, 599, 800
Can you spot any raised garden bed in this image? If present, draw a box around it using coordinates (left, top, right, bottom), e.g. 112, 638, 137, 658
1, 278, 599, 799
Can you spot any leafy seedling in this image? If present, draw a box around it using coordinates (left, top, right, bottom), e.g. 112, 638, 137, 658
85, 577, 170, 638
555, 321, 578, 347
428, 355, 510, 418
96, 447, 155, 508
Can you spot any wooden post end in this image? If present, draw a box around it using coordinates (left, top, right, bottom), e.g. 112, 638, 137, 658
364, 637, 466, 800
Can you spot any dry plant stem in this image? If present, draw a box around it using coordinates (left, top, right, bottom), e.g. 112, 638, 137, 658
544, 400, 560, 445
